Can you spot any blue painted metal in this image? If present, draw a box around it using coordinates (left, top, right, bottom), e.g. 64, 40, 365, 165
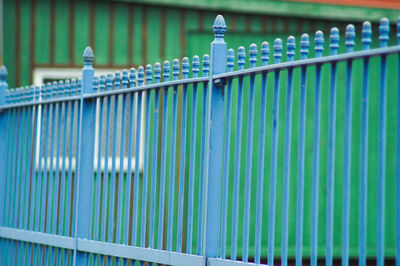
231, 46, 245, 261
187, 55, 200, 254
221, 49, 234, 260
1, 14, 400, 266
342, 23, 355, 266
281, 36, 295, 266
197, 54, 210, 256
75, 46, 96, 266
268, 37, 282, 266
295, 33, 309, 266
378, 17, 389, 266
254, 41, 269, 265
311, 30, 324, 266
204, 14, 226, 263
359, 21, 371, 266
326, 27, 339, 266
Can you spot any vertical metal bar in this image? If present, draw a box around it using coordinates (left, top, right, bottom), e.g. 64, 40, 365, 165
177, 58, 189, 253
197, 55, 209, 256
311, 31, 324, 266
295, 34, 309, 266
254, 42, 269, 264
359, 21, 371, 266
268, 38, 282, 266
131, 68, 143, 250
157, 62, 170, 251
220, 50, 233, 259
342, 24, 355, 266
377, 18, 389, 266
167, 61, 179, 251
116, 70, 128, 248
187, 56, 200, 254
203, 14, 226, 263
149, 64, 159, 249
140, 67, 152, 249
109, 72, 121, 249
125, 68, 136, 248
74, 47, 96, 266
243, 43, 257, 263
231, 47, 245, 261
326, 27, 339, 266
281, 36, 296, 266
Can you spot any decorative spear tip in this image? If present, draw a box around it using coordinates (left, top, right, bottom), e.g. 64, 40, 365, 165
274, 38, 282, 51
83, 46, 94, 62
0, 65, 8, 77
261, 41, 269, 49
213, 14, 226, 38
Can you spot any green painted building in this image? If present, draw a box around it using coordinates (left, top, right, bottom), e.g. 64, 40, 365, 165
2, 0, 400, 262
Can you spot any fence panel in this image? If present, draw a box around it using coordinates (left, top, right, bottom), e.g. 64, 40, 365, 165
0, 14, 399, 266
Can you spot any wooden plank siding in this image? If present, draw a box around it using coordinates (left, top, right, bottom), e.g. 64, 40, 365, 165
3, 0, 399, 261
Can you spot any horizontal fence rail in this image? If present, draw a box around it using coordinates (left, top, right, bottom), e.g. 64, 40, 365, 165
0, 14, 400, 266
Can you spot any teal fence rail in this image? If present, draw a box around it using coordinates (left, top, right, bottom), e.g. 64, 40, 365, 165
0, 14, 400, 266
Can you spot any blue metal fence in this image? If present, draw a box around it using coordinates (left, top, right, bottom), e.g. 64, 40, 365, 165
0, 14, 400, 266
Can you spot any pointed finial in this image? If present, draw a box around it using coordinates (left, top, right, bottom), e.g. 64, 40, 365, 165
213, 15, 226, 39
58, 80, 64, 97
300, 34, 309, 60
182, 57, 189, 79
46, 82, 52, 99
202, 55, 210, 77
93, 77, 99, 92
227, 49, 235, 72
379, 17, 390, 47
34, 86, 40, 101
122, 69, 129, 88
362, 21, 372, 50
145, 64, 152, 85
274, 38, 282, 64
114, 71, 121, 90
330, 27, 339, 55
238, 46, 246, 70
77, 79, 82, 95
261, 42, 269, 66
315, 30, 324, 58
71, 79, 77, 95
397, 15, 400, 45
0, 65, 8, 83
52, 81, 58, 98
249, 43, 257, 68
5, 89, 10, 104
192, 56, 200, 77
287, 36, 295, 62
154, 63, 161, 83
163, 61, 170, 81
173, 59, 180, 80
345, 24, 355, 53
129, 68, 136, 87
0, 65, 8, 105
83, 46, 94, 65
137, 66, 144, 86
106, 74, 113, 90
40, 84, 47, 100
99, 75, 106, 91
64, 80, 71, 97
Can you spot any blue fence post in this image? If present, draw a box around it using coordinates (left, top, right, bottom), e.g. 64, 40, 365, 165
74, 47, 96, 266
203, 15, 227, 264
0, 65, 8, 226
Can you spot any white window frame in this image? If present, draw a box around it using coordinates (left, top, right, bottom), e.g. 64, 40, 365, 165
33, 67, 145, 173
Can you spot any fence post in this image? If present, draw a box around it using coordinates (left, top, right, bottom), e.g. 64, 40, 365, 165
203, 15, 227, 264
74, 47, 96, 266
0, 65, 7, 226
